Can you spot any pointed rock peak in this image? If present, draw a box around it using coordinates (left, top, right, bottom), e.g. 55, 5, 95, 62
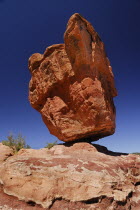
64, 13, 101, 43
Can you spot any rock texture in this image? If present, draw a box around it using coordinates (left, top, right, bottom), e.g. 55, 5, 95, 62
0, 143, 13, 163
0, 143, 140, 209
28, 13, 117, 142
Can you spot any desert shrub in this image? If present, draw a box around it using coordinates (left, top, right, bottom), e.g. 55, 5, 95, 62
2, 133, 31, 153
45, 140, 57, 149
132, 153, 140, 155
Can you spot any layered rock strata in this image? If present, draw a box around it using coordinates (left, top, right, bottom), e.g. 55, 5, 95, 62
28, 13, 117, 142
0, 143, 140, 209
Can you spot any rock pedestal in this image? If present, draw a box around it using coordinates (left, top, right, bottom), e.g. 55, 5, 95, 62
0, 143, 140, 209
28, 13, 117, 142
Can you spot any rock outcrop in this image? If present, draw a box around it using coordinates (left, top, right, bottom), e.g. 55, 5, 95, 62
0, 143, 140, 209
28, 13, 117, 142
0, 143, 13, 163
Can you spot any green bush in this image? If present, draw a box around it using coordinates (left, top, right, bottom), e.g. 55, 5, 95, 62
2, 133, 31, 153
132, 153, 140, 155
45, 140, 58, 149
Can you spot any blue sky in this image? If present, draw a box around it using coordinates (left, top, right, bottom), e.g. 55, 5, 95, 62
0, 0, 140, 153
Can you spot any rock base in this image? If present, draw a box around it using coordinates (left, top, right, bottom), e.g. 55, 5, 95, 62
0, 143, 140, 209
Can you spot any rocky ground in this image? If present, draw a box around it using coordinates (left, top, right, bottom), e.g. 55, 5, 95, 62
0, 142, 140, 209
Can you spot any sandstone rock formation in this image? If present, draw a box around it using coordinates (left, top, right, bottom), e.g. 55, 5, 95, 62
28, 13, 117, 142
0, 143, 13, 163
0, 143, 140, 209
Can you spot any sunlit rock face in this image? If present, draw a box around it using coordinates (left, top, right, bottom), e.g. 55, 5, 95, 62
0, 143, 140, 209
0, 143, 13, 163
28, 13, 117, 142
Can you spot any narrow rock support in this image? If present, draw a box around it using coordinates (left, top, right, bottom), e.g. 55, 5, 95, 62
28, 13, 117, 142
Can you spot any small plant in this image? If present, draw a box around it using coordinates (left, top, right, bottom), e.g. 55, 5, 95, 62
45, 140, 58, 149
2, 133, 31, 153
132, 153, 140, 155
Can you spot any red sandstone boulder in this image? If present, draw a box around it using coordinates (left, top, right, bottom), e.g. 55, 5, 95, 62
0, 143, 140, 209
28, 13, 117, 142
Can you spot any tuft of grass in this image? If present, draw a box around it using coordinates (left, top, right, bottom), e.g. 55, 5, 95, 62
2, 133, 31, 153
131, 153, 140, 155
45, 140, 58, 149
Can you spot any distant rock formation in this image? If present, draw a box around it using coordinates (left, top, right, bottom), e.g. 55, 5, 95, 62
0, 142, 140, 209
28, 13, 117, 142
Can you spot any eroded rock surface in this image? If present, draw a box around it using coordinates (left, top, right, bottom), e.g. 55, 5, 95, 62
28, 13, 117, 142
0, 143, 13, 163
0, 143, 140, 209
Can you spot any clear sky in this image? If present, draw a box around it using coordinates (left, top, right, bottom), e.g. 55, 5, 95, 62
0, 0, 140, 153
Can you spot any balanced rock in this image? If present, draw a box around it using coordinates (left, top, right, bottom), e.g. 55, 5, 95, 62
0, 143, 140, 209
28, 13, 117, 142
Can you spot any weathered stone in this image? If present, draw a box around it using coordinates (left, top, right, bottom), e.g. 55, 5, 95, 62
0, 143, 140, 209
0, 143, 13, 163
28, 13, 117, 142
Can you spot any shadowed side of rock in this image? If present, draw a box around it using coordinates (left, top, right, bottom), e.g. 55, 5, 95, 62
28, 13, 117, 142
